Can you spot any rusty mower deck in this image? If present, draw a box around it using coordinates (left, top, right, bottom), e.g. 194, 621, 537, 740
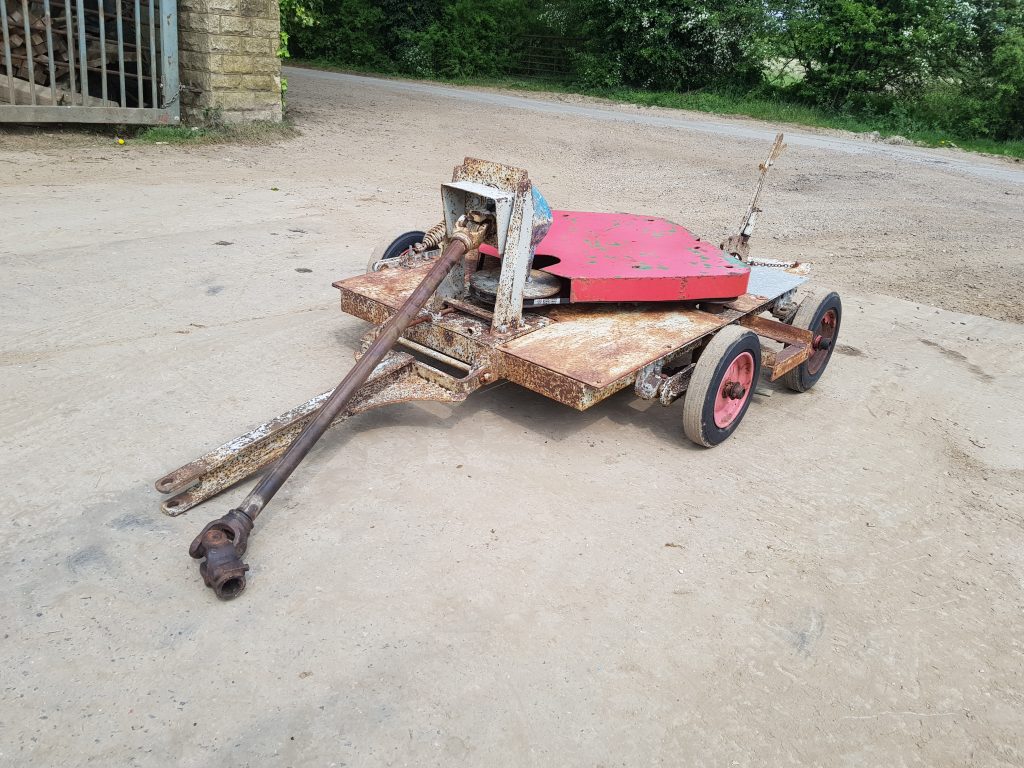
159, 137, 843, 599
335, 261, 812, 411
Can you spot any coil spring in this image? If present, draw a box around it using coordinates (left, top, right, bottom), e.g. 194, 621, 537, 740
415, 220, 447, 252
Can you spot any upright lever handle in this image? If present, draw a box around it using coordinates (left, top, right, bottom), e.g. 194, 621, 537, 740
721, 133, 786, 261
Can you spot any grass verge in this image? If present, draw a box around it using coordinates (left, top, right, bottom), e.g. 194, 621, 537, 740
131, 120, 299, 145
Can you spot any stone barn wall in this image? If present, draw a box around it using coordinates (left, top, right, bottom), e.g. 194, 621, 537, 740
177, 0, 282, 123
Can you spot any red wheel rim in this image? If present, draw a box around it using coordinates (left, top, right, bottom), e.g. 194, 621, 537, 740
714, 351, 755, 428
808, 309, 837, 375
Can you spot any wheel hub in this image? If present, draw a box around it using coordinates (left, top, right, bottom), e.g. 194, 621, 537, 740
723, 381, 747, 400
807, 309, 838, 375
713, 351, 756, 429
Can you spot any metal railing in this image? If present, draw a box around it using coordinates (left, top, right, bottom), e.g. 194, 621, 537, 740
0, 0, 178, 123
503, 35, 576, 82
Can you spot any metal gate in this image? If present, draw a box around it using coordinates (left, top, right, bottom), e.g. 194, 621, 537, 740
504, 35, 576, 82
0, 0, 178, 124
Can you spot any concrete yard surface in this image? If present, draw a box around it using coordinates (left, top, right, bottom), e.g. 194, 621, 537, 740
1, 67, 1023, 766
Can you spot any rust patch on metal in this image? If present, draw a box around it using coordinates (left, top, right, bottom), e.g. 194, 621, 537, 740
740, 315, 813, 381
157, 353, 486, 515
335, 261, 438, 316
443, 297, 494, 322
338, 269, 551, 353
188, 510, 254, 598
334, 272, 798, 410
155, 387, 339, 500
739, 314, 813, 346
724, 293, 772, 314
498, 354, 634, 410
453, 157, 529, 191
497, 303, 737, 390
767, 344, 811, 380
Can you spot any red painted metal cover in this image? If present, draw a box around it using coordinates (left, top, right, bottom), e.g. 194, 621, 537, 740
482, 210, 750, 302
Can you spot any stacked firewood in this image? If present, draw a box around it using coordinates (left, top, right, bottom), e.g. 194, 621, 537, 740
4, 3, 71, 87
2, 0, 145, 105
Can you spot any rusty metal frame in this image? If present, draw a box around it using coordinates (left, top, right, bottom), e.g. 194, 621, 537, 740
738, 314, 813, 381
447, 158, 549, 334
337, 264, 792, 410
634, 354, 696, 406
156, 293, 807, 514
158, 142, 843, 603
160, 222, 813, 519
158, 282, 809, 514
155, 351, 489, 515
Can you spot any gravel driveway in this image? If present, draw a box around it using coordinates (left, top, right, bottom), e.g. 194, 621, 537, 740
1, 67, 1021, 767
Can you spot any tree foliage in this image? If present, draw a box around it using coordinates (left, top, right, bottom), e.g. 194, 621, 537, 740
545, 0, 767, 90
775, 0, 963, 107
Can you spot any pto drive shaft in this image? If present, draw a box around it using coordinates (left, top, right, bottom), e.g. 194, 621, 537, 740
189, 215, 491, 599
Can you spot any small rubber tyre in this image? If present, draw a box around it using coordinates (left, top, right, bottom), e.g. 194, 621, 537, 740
365, 230, 426, 273
682, 325, 762, 447
783, 290, 842, 393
